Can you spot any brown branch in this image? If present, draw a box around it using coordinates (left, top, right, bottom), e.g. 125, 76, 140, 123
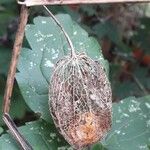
18, 0, 150, 6
3, 114, 33, 150
3, 5, 29, 114
2, 5, 33, 150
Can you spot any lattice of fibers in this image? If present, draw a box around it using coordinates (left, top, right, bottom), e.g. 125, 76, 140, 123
49, 53, 112, 149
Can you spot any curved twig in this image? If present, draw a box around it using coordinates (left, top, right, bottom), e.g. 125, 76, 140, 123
43, 5, 76, 57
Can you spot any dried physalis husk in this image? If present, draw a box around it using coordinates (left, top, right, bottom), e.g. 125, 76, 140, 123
49, 53, 112, 149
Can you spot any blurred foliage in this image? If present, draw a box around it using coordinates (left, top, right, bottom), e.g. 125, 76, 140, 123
0, 47, 11, 75
0, 1, 150, 150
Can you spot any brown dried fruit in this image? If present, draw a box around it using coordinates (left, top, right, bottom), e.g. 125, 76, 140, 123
49, 52, 112, 149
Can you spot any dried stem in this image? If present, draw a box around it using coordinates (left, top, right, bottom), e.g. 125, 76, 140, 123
43, 5, 76, 57
18, 0, 150, 6
3, 5, 29, 114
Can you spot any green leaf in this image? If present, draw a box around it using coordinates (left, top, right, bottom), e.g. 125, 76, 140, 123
0, 120, 69, 150
16, 15, 107, 123
133, 18, 150, 53
103, 95, 150, 150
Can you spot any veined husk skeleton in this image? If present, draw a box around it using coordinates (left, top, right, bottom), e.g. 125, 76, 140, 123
45, 6, 112, 150
49, 52, 112, 149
